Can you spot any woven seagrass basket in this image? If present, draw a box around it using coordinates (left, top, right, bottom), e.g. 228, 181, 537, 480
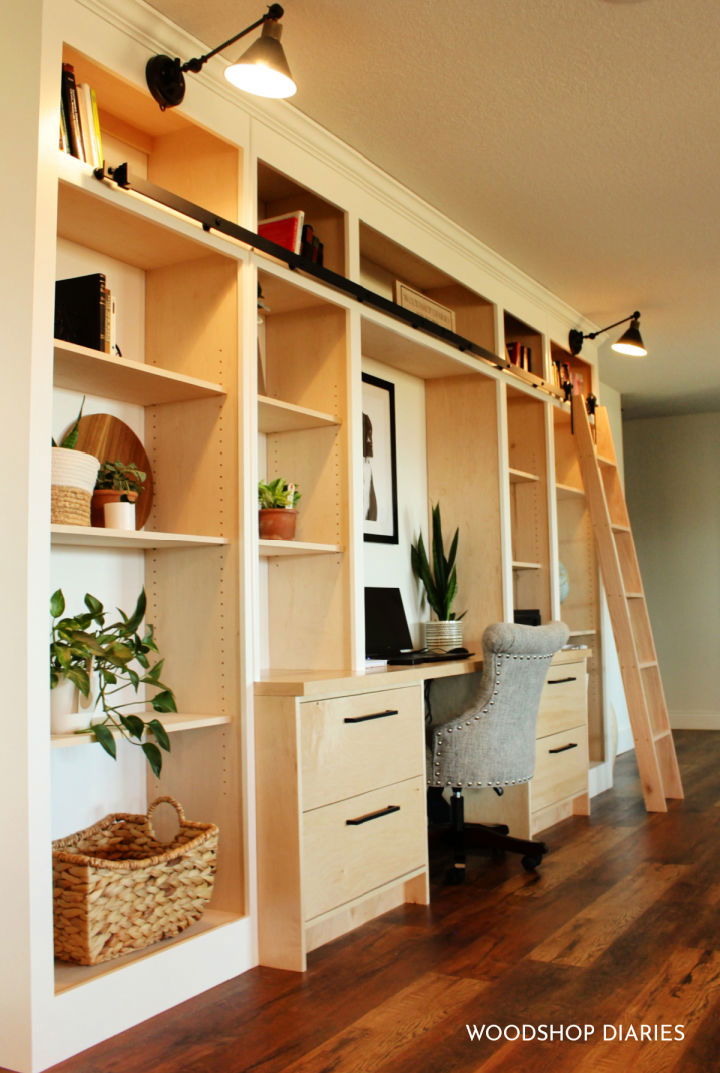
52, 796, 219, 965
51, 447, 100, 526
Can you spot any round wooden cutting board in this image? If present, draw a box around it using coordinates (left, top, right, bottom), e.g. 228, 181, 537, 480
75, 413, 154, 529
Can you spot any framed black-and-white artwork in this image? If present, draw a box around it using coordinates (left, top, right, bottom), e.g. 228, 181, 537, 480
362, 372, 398, 544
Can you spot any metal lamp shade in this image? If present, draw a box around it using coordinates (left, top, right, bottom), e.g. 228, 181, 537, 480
224, 22, 296, 98
612, 318, 647, 357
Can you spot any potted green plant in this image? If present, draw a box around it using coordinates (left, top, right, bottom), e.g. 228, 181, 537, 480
92, 460, 147, 528
258, 478, 301, 540
50, 587, 176, 776
411, 503, 466, 649
51, 396, 100, 527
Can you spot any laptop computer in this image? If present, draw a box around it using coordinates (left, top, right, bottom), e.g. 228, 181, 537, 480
364, 586, 472, 665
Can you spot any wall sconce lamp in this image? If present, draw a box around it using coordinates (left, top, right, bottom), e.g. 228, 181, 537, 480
569, 311, 647, 358
146, 3, 296, 111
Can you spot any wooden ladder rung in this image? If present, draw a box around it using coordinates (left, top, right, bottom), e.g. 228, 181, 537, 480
653, 728, 673, 742
625, 592, 644, 599
638, 660, 658, 670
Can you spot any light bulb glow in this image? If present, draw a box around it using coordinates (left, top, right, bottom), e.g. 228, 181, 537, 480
611, 340, 647, 357
225, 60, 296, 98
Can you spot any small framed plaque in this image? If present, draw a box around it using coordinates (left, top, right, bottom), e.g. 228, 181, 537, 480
394, 281, 456, 332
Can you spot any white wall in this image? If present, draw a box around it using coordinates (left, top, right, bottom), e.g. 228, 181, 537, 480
624, 410, 720, 730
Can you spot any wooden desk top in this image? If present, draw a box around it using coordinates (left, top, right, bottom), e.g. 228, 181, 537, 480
254, 645, 590, 699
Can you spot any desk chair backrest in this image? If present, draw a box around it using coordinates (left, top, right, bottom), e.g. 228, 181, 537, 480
428, 621, 570, 790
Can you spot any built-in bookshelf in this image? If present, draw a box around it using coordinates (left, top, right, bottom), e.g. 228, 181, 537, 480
4, 3, 607, 1068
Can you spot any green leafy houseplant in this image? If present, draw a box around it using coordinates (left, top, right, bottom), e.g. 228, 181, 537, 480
52, 396, 85, 448
95, 460, 147, 496
258, 478, 301, 508
411, 503, 466, 621
50, 588, 176, 776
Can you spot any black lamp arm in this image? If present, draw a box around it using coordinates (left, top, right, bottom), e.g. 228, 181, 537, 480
583, 310, 640, 342
181, 4, 284, 74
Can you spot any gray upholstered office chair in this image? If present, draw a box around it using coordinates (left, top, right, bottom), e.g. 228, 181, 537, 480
427, 620, 570, 881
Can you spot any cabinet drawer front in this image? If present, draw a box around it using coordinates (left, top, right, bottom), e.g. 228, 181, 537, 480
303, 778, 426, 920
532, 727, 588, 812
301, 686, 423, 809
536, 665, 587, 739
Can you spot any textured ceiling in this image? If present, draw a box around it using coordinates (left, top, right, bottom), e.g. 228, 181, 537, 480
145, 0, 720, 417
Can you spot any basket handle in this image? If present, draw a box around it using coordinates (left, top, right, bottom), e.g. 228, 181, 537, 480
147, 795, 185, 839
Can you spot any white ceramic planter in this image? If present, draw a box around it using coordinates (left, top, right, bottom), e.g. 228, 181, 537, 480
103, 500, 136, 529
50, 675, 99, 735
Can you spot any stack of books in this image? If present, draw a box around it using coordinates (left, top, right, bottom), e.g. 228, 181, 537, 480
257, 211, 325, 265
54, 272, 116, 355
506, 341, 533, 372
60, 62, 103, 168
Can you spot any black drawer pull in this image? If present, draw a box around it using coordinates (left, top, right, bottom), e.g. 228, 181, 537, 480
346, 805, 401, 826
344, 709, 398, 724
548, 742, 578, 754
547, 676, 577, 685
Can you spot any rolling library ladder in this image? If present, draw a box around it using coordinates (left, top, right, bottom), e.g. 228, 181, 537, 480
572, 396, 683, 812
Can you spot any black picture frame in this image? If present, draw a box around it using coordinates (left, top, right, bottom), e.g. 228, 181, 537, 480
362, 372, 398, 544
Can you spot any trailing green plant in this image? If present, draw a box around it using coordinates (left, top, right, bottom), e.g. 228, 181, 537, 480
410, 503, 466, 622
95, 460, 147, 496
50, 588, 176, 776
258, 478, 301, 509
52, 396, 85, 448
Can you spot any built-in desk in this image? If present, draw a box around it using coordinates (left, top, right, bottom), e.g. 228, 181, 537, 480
254, 647, 589, 971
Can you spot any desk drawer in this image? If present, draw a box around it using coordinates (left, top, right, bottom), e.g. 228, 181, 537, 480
536, 664, 587, 739
532, 727, 588, 812
301, 686, 423, 810
303, 777, 426, 920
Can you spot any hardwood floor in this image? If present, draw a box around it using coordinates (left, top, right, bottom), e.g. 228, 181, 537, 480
44, 730, 720, 1073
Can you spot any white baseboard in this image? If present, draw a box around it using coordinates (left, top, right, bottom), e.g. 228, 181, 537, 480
670, 712, 720, 731
589, 760, 614, 798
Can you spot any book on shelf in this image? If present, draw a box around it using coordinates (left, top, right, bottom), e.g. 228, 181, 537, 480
59, 65, 103, 167
506, 342, 532, 371
258, 211, 305, 254
60, 62, 84, 161
300, 224, 324, 265
54, 272, 107, 351
77, 83, 103, 168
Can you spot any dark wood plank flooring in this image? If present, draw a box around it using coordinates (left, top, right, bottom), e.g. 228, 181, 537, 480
36, 731, 720, 1072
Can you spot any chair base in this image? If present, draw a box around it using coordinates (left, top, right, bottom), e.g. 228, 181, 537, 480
446, 822, 548, 880
429, 787, 548, 882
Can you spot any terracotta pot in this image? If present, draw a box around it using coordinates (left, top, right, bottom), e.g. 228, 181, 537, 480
91, 489, 138, 528
259, 508, 298, 540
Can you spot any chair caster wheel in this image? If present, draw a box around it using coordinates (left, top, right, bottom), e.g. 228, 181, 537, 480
445, 865, 466, 885
521, 854, 543, 872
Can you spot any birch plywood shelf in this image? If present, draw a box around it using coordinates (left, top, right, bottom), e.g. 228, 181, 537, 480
54, 341, 225, 406
51, 526, 228, 549
51, 712, 232, 748
258, 395, 339, 434
259, 539, 344, 558
556, 481, 585, 498
509, 467, 540, 484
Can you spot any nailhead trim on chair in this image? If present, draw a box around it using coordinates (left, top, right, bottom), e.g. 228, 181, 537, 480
427, 641, 562, 788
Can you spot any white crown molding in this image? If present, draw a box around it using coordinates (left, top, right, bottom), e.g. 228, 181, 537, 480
77, 0, 598, 337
